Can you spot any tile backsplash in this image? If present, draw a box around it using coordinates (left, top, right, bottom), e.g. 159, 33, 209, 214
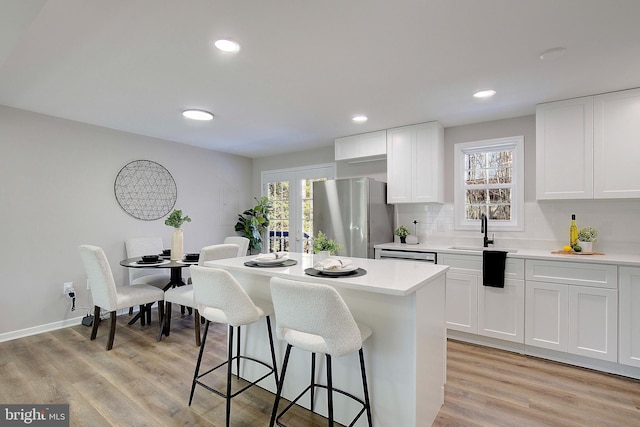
395, 199, 640, 253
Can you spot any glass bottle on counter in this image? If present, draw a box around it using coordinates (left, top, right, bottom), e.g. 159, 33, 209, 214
570, 214, 578, 247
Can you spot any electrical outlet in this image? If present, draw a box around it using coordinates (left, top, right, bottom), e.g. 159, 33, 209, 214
63, 282, 74, 296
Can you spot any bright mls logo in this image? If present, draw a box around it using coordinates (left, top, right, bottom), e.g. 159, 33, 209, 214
1, 405, 69, 426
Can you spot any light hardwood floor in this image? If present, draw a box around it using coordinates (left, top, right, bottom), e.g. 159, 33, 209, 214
1, 312, 638, 426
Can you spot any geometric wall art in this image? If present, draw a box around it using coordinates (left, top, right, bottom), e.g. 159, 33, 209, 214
114, 160, 177, 220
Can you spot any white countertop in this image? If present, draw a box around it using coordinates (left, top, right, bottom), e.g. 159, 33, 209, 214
203, 252, 449, 296
375, 242, 640, 267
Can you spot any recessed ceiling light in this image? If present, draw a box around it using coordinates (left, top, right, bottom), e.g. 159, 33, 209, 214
539, 47, 567, 61
473, 89, 496, 99
352, 115, 368, 123
182, 109, 214, 121
214, 39, 240, 53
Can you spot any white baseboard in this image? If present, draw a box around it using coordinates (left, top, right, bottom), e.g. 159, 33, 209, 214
0, 307, 142, 343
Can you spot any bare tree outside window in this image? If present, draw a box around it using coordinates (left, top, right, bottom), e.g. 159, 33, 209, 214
464, 149, 513, 221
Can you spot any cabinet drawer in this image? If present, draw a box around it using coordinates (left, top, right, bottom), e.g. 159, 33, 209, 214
525, 260, 617, 289
439, 254, 524, 279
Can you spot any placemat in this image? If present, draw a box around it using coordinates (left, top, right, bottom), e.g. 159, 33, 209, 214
244, 259, 298, 268
304, 267, 367, 278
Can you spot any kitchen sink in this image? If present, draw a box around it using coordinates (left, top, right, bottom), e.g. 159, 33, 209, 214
448, 246, 518, 253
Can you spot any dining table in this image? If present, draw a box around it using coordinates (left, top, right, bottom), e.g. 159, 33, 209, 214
119, 256, 199, 325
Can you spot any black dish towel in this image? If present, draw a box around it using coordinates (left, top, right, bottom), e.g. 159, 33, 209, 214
482, 250, 507, 288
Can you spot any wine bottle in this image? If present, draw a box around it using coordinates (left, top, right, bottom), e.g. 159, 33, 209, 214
569, 214, 578, 247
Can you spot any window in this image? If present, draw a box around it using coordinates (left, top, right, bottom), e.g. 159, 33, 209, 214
262, 164, 335, 253
454, 136, 524, 231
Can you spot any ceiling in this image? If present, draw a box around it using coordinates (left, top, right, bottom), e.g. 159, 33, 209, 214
2, 1, 640, 158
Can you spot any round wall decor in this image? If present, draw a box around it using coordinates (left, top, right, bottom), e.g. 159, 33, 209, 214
114, 160, 177, 220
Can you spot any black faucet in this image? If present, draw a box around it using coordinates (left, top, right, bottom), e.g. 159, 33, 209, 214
480, 213, 494, 248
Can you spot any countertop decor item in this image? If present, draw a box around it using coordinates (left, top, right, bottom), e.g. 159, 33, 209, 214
312, 230, 342, 256
114, 160, 177, 220
165, 209, 191, 261
235, 196, 272, 253
577, 226, 598, 253
395, 225, 409, 244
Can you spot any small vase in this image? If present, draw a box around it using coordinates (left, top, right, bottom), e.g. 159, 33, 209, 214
171, 228, 184, 261
400, 236, 406, 244
578, 241, 593, 253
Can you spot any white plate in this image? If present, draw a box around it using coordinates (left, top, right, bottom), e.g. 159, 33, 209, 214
251, 256, 290, 266
314, 265, 358, 275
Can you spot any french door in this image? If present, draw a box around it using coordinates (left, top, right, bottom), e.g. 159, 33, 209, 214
262, 164, 334, 253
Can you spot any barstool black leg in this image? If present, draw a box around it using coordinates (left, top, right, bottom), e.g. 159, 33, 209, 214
270, 344, 292, 427
236, 325, 241, 376
265, 316, 279, 384
310, 353, 316, 411
326, 354, 333, 427
359, 348, 373, 427
189, 320, 210, 405
226, 325, 234, 427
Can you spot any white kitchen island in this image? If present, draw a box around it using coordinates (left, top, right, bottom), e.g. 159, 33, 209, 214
203, 253, 449, 427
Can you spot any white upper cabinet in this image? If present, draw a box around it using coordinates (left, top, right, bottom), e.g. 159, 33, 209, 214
593, 88, 640, 198
536, 87, 640, 200
334, 130, 387, 162
536, 96, 594, 200
387, 121, 444, 204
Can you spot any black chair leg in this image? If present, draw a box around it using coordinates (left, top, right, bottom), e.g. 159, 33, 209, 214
236, 325, 241, 376
90, 306, 100, 340
326, 354, 333, 427
310, 353, 316, 412
226, 325, 234, 427
359, 348, 373, 427
265, 316, 279, 385
189, 320, 210, 405
269, 344, 292, 427
106, 312, 117, 351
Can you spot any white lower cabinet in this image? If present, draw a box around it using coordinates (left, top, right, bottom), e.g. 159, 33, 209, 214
619, 267, 640, 368
525, 260, 618, 362
442, 253, 524, 343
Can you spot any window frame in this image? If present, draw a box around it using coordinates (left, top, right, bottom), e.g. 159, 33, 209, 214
454, 136, 524, 231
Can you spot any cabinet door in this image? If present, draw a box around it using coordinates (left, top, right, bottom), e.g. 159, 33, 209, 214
478, 279, 524, 343
619, 267, 640, 367
334, 135, 360, 161
445, 272, 478, 334
594, 88, 640, 198
525, 281, 568, 351
386, 126, 413, 203
359, 130, 387, 158
535, 97, 594, 200
413, 122, 444, 203
568, 286, 617, 362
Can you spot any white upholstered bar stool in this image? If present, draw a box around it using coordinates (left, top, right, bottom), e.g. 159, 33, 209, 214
223, 236, 250, 257
162, 243, 239, 345
189, 265, 278, 427
79, 245, 165, 351
269, 277, 373, 427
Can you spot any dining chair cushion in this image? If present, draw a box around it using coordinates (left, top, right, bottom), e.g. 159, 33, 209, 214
190, 265, 271, 327
114, 285, 166, 311
164, 285, 195, 307
270, 277, 372, 357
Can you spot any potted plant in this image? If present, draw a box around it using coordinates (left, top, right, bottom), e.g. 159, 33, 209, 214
235, 197, 272, 253
395, 225, 410, 244
313, 231, 342, 254
577, 226, 598, 253
165, 209, 191, 260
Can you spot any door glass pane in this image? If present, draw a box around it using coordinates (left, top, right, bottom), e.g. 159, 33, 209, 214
301, 178, 326, 254
267, 181, 290, 252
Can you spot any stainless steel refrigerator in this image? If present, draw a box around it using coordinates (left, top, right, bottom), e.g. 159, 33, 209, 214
313, 178, 394, 259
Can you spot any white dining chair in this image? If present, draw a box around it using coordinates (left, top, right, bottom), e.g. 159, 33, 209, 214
125, 237, 171, 289
223, 236, 250, 257
162, 243, 240, 345
189, 265, 278, 427
79, 245, 165, 351
269, 277, 373, 427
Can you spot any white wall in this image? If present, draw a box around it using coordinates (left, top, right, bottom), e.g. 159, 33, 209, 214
0, 106, 252, 338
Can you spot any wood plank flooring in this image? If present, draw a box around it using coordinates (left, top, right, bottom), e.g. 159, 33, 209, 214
1, 312, 638, 426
